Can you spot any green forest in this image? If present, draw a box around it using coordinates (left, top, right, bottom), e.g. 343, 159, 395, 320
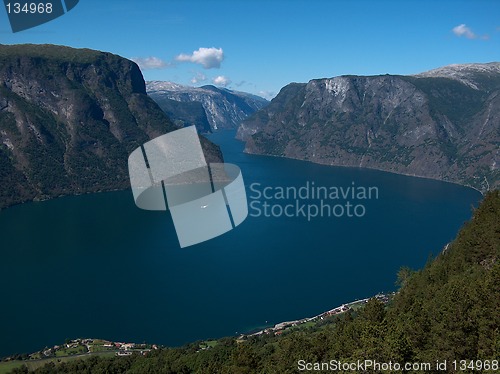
9, 191, 500, 373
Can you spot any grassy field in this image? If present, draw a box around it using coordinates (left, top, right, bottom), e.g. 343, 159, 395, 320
297, 320, 316, 328
0, 352, 117, 374
0, 361, 24, 374
201, 340, 218, 348
55, 345, 87, 357
89, 345, 116, 353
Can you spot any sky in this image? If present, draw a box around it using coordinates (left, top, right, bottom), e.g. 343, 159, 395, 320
1, 0, 499, 99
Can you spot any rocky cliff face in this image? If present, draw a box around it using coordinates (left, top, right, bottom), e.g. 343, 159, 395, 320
147, 94, 212, 134
147, 81, 268, 132
0, 44, 221, 209
238, 63, 500, 191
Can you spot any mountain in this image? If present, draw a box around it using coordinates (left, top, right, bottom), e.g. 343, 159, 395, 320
0, 44, 221, 209
147, 81, 269, 132
237, 63, 500, 192
146, 95, 212, 134
414, 62, 500, 89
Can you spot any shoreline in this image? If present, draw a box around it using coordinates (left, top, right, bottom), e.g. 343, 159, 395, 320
242, 149, 488, 196
238, 292, 395, 340
0, 187, 131, 212
1, 293, 395, 363
1, 143, 491, 212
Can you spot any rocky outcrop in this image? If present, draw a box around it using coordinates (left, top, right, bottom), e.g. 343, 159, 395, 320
0, 44, 221, 209
147, 81, 268, 132
238, 64, 500, 192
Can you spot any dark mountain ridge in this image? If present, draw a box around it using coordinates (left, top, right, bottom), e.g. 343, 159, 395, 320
0, 44, 221, 209
238, 63, 500, 192
147, 81, 268, 132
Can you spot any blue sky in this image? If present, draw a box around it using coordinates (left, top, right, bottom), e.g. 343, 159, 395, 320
1, 0, 499, 99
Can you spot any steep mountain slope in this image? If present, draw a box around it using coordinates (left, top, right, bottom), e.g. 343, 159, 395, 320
148, 96, 212, 133
147, 81, 268, 132
238, 63, 500, 191
0, 44, 221, 209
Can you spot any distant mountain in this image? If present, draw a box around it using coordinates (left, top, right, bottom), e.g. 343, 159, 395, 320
0, 44, 221, 209
147, 96, 212, 134
147, 81, 268, 132
414, 62, 500, 89
238, 63, 500, 192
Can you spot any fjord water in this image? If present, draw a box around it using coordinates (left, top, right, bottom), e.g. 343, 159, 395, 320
0, 131, 481, 357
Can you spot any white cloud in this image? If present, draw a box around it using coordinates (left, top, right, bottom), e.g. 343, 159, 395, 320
176, 47, 224, 69
212, 75, 232, 87
191, 72, 207, 84
452, 24, 476, 39
451, 24, 488, 40
131, 56, 169, 70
